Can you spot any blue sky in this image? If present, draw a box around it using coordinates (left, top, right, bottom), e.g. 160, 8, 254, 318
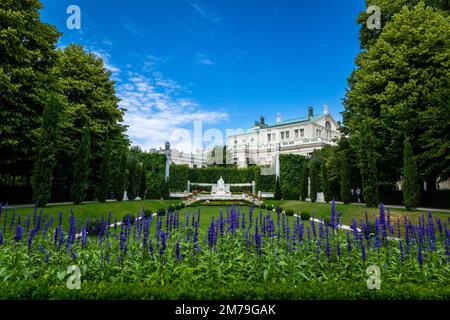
40, 0, 365, 152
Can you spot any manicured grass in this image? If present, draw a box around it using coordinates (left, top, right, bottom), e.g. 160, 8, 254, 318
3, 199, 448, 234
180, 205, 250, 232
265, 200, 450, 225
1, 200, 181, 230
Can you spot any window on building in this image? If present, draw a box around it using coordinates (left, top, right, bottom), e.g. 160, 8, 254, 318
285, 131, 289, 139
325, 121, 331, 130
272, 133, 276, 140
281, 132, 285, 139
300, 129, 304, 137
250, 138, 254, 142
295, 129, 299, 138
267, 133, 271, 142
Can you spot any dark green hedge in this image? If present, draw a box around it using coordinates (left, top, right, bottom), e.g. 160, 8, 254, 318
143, 153, 165, 199
230, 185, 252, 193
168, 165, 276, 193
169, 164, 189, 191
188, 166, 257, 183
191, 185, 212, 192
255, 169, 275, 192
280, 154, 307, 200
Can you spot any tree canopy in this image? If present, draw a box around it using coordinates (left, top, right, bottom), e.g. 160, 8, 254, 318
343, 2, 450, 194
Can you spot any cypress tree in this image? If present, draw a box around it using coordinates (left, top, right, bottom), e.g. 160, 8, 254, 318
299, 162, 309, 201
97, 138, 113, 202
114, 149, 127, 201
31, 94, 61, 207
71, 128, 91, 204
403, 137, 420, 210
127, 151, 138, 200
339, 152, 352, 204
321, 161, 332, 203
359, 126, 379, 207
274, 176, 282, 200
161, 179, 170, 199
309, 160, 319, 203
138, 162, 147, 199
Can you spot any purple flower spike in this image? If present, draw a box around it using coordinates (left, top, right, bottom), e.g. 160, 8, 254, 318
14, 224, 23, 242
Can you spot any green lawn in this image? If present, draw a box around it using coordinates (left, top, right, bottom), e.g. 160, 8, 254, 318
3, 200, 181, 230
265, 200, 450, 225
3, 199, 448, 233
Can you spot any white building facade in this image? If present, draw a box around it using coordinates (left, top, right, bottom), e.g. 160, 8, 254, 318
227, 105, 341, 167
149, 147, 208, 168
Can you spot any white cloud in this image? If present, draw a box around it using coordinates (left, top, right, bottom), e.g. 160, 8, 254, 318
196, 52, 215, 65
91, 49, 121, 75
102, 37, 113, 46
124, 24, 139, 35
186, 0, 223, 24
117, 70, 228, 153
143, 55, 172, 71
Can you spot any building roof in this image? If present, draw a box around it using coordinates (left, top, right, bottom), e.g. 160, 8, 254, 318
229, 109, 338, 137
267, 114, 324, 128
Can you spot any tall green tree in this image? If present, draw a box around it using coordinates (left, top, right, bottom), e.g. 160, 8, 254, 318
31, 94, 61, 206
321, 161, 332, 203
113, 149, 127, 201
127, 147, 140, 200
97, 138, 113, 202
161, 180, 170, 200
138, 162, 147, 199
403, 137, 420, 210
279, 154, 304, 200
309, 160, 319, 203
144, 152, 166, 199
0, 0, 60, 181
299, 162, 309, 201
339, 152, 352, 205
357, 0, 449, 50
71, 128, 91, 204
359, 126, 379, 207
418, 85, 450, 181
343, 2, 450, 197
274, 176, 282, 200
55, 44, 128, 195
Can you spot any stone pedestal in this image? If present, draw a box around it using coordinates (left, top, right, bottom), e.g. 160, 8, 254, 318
316, 192, 325, 203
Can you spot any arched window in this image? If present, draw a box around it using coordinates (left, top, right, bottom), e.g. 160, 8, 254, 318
325, 121, 331, 130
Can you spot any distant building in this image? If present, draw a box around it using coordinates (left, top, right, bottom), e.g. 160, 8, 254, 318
149, 147, 207, 168
227, 105, 341, 167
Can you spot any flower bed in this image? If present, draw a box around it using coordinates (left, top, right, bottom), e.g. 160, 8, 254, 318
0, 202, 448, 299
